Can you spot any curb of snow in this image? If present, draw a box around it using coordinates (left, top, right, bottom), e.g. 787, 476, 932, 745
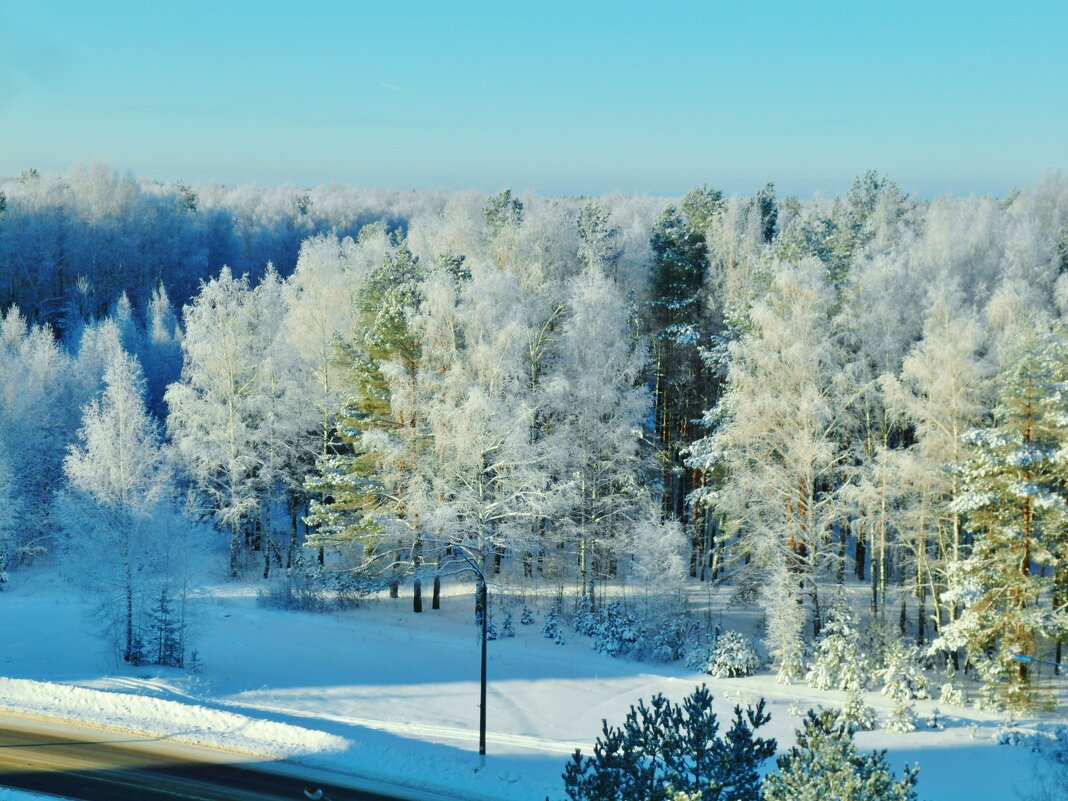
0, 678, 522, 801
0, 677, 347, 760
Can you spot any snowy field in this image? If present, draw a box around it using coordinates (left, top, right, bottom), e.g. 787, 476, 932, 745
0, 565, 1063, 801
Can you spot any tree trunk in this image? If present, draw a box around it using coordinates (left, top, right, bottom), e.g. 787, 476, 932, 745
917, 581, 927, 647
835, 520, 845, 585
432, 575, 441, 610
811, 583, 821, 638
286, 498, 299, 569
229, 524, 240, 578
124, 563, 135, 663
855, 528, 866, 581
413, 578, 423, 613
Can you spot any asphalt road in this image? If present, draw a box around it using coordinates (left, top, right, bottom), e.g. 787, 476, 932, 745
0, 715, 409, 801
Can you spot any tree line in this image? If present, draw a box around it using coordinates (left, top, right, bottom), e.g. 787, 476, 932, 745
1, 166, 1067, 708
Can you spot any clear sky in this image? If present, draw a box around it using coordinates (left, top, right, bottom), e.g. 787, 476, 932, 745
1, 0, 1065, 197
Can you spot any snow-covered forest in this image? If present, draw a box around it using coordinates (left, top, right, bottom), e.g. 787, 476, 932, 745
2, 163, 1068, 723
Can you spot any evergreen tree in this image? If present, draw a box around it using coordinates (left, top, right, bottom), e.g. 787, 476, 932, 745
878, 640, 928, 732
763, 710, 918, 801
577, 202, 622, 274
647, 191, 719, 566
806, 590, 867, 692
754, 183, 777, 244
305, 234, 428, 604
934, 320, 1066, 710
562, 685, 774, 801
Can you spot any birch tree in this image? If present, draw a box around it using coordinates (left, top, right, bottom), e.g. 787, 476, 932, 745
166, 267, 263, 577
62, 347, 175, 663
542, 266, 651, 603
690, 259, 844, 679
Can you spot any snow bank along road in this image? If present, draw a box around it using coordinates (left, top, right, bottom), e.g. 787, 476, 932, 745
0, 715, 413, 801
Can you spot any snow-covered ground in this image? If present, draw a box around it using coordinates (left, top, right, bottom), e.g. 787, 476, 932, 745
0, 790, 60, 801
0, 565, 1062, 801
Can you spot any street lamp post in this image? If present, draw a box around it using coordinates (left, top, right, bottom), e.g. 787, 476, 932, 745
479, 579, 488, 759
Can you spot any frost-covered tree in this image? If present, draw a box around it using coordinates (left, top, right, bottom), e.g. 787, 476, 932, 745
413, 263, 549, 605
764, 710, 918, 801
577, 202, 622, 274
562, 685, 774, 801
0, 306, 74, 564
140, 282, 183, 418
246, 267, 319, 577
62, 347, 175, 662
878, 640, 929, 732
881, 293, 990, 643
807, 589, 867, 691
542, 266, 651, 602
691, 260, 844, 679
934, 319, 1066, 710
305, 233, 429, 604
166, 267, 264, 576
0, 443, 19, 587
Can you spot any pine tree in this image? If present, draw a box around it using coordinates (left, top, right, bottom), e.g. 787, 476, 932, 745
149, 584, 186, 667
562, 685, 774, 801
305, 233, 428, 605
647, 194, 717, 549
934, 320, 1066, 710
764, 710, 918, 801
878, 640, 929, 732
806, 590, 867, 691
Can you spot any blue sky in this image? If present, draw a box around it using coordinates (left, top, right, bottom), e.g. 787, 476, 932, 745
1, 1, 1065, 196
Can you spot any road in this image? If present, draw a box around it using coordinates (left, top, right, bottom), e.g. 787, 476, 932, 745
0, 715, 410, 801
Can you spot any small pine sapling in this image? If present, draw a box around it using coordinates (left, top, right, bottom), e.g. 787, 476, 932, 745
573, 595, 596, 637
705, 631, 762, 678
543, 606, 565, 645
502, 609, 515, 638
806, 589, 866, 691
520, 604, 535, 625
925, 708, 944, 730
938, 658, 967, 707
879, 640, 929, 733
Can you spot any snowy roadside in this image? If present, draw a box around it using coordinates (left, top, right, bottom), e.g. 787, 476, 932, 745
0, 677, 564, 801
0, 571, 1058, 801
0, 789, 65, 801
